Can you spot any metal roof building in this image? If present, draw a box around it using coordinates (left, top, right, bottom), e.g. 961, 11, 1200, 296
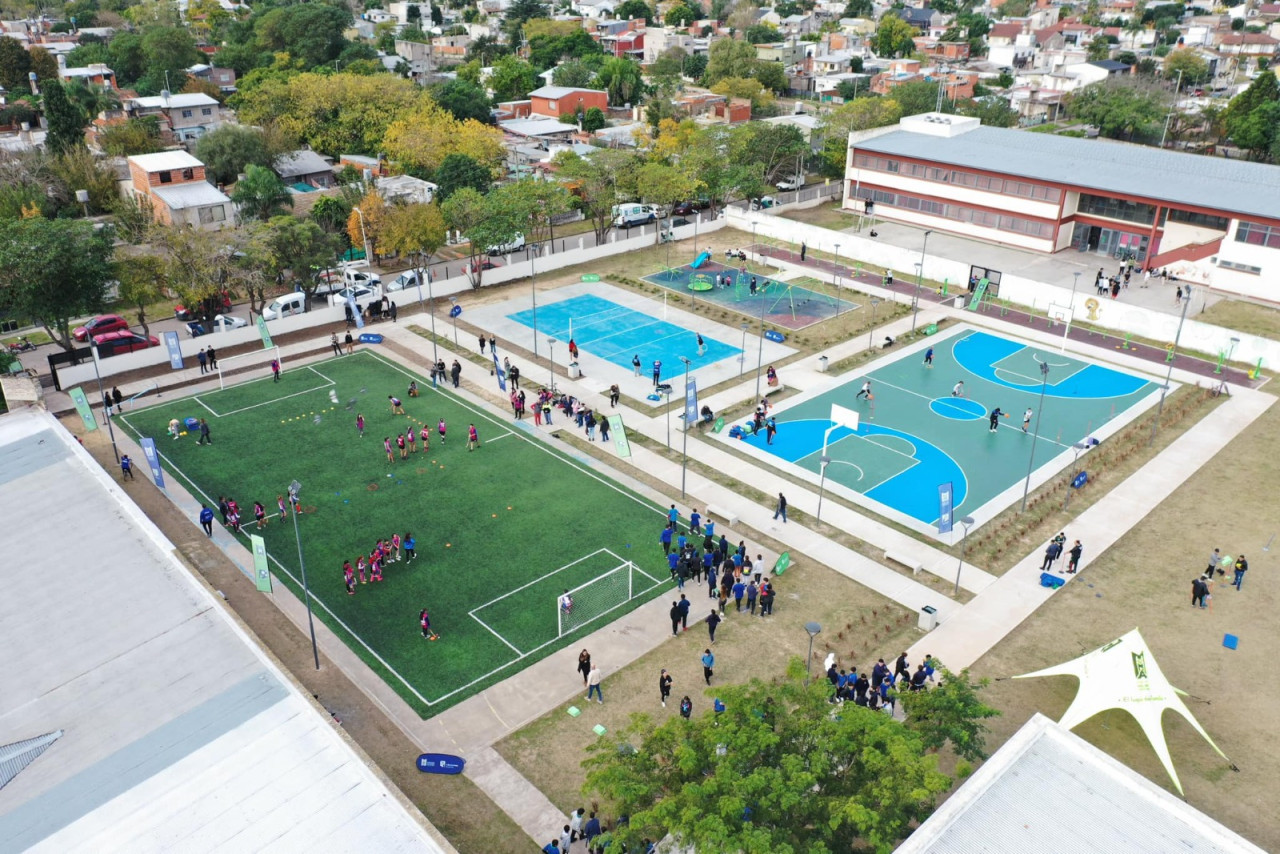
0, 410, 452, 854
897, 713, 1266, 854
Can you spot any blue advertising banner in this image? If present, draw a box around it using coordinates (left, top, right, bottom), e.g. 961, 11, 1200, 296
346, 295, 364, 329
450, 304, 462, 318
140, 437, 165, 488
1072, 471, 1089, 489
937, 481, 953, 534
416, 753, 465, 775
493, 351, 506, 392
162, 331, 184, 370
684, 377, 698, 427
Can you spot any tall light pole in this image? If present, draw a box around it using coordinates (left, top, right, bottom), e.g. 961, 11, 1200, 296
289, 479, 321, 671
868, 297, 881, 350
425, 258, 439, 366
912, 230, 932, 333
679, 356, 691, 497
547, 336, 557, 393
1019, 361, 1051, 512
88, 338, 120, 460
754, 283, 767, 399
448, 297, 459, 346
804, 621, 822, 685
953, 515, 974, 596
1060, 270, 1082, 352
1063, 442, 1088, 509
662, 385, 672, 449
1149, 291, 1191, 446
816, 455, 832, 524
530, 243, 542, 361
739, 321, 749, 376
833, 243, 842, 317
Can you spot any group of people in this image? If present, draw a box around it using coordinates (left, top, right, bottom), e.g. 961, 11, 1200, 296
199, 492, 296, 536
341, 532, 417, 593
825, 651, 938, 712
1040, 532, 1084, 574
427, 358, 463, 388
544, 806, 635, 854
1193, 549, 1249, 607
1094, 261, 1180, 300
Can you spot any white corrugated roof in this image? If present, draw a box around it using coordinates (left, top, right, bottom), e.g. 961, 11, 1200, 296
0, 410, 449, 854
128, 150, 204, 172
128, 93, 219, 109
897, 714, 1265, 854
150, 181, 232, 209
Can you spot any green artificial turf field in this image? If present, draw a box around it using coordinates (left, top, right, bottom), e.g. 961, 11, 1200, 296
119, 350, 669, 717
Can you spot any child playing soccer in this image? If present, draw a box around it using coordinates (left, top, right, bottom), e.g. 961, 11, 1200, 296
437, 418, 447, 444
467, 423, 479, 451
420, 608, 439, 640
357, 555, 367, 584
389, 395, 404, 415
253, 501, 266, 529
419, 425, 430, 451
278, 495, 287, 521
404, 532, 416, 562
384, 437, 394, 463
343, 561, 355, 595
397, 433, 407, 459
356, 413, 365, 437
371, 555, 383, 582
392, 532, 402, 562
406, 428, 416, 454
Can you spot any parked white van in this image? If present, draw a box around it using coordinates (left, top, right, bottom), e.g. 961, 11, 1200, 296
262, 292, 307, 320
612, 203, 657, 228
387, 270, 420, 292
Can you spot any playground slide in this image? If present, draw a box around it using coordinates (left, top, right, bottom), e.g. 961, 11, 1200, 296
966, 278, 989, 311
692, 251, 711, 269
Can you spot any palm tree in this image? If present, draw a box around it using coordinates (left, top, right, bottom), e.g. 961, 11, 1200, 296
595, 57, 645, 106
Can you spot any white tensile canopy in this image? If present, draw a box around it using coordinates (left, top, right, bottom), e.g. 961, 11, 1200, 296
1015, 627, 1231, 795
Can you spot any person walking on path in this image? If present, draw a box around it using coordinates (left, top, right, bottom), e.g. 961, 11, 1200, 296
702, 648, 715, 685
653, 360, 662, 387
1041, 540, 1062, 571
120, 454, 134, 480
669, 601, 682, 637
112, 387, 123, 411
344, 331, 354, 354
677, 594, 690, 630
633, 354, 642, 376
765, 418, 777, 445
578, 650, 591, 687
800, 241, 807, 262
705, 610, 721, 643
450, 360, 462, 388
206, 346, 217, 370
198, 348, 208, 374
659, 669, 673, 707
586, 663, 603, 703
1067, 540, 1083, 573
773, 493, 787, 523
479, 335, 487, 355
199, 505, 214, 536
1233, 555, 1248, 590
196, 418, 212, 445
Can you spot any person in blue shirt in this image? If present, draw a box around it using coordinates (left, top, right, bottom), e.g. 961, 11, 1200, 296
583, 813, 601, 844
676, 532, 687, 552
701, 649, 715, 684
667, 504, 678, 525
667, 551, 679, 579
199, 505, 214, 537
746, 580, 758, 614
705, 517, 715, 538
689, 509, 702, 534
677, 594, 690, 629
404, 533, 417, 561
718, 534, 729, 557
660, 524, 673, 555
732, 579, 746, 611
702, 550, 715, 579
706, 564, 718, 599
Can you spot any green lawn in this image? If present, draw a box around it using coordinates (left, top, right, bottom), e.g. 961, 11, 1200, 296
118, 351, 670, 717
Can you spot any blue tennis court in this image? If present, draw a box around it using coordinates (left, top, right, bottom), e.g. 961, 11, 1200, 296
507, 294, 741, 372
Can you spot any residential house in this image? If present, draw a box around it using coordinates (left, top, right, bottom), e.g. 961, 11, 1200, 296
571, 0, 617, 19
375, 174, 437, 204
600, 27, 644, 59
126, 92, 224, 145
897, 7, 945, 34
755, 42, 806, 66
56, 58, 116, 89
127, 151, 233, 229
339, 154, 391, 179
395, 39, 434, 83
388, 1, 431, 23
779, 13, 815, 35
529, 86, 609, 118
914, 37, 972, 61
363, 8, 396, 23
1216, 32, 1279, 74
186, 63, 237, 94
643, 26, 695, 64
275, 150, 335, 190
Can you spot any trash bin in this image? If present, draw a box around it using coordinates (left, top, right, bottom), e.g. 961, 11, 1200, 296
917, 605, 938, 631
818, 355, 829, 372
568, 361, 581, 379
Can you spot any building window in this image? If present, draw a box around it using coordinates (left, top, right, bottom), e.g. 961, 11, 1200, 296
201, 108, 212, 116
181, 110, 193, 118
158, 171, 172, 184
1234, 220, 1280, 250
854, 186, 1053, 238
853, 153, 1060, 201
1218, 259, 1262, 275
1078, 193, 1156, 225
198, 205, 227, 225
1167, 209, 1229, 231
181, 168, 194, 181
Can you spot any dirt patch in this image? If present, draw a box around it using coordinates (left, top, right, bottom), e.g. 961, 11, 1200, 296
1198, 299, 1280, 343
970, 400, 1280, 851
67, 416, 532, 854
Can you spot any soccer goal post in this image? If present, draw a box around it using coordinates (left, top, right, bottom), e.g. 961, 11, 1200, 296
217, 345, 283, 390
557, 561, 654, 638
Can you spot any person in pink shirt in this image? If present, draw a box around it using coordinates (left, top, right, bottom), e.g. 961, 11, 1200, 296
437, 418, 447, 443
468, 423, 479, 451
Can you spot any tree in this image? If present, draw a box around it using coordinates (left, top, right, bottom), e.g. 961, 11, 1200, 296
434, 153, 493, 201
111, 194, 155, 245
746, 23, 781, 43
614, 0, 653, 23
383, 203, 448, 290
1066, 78, 1170, 140
1086, 37, 1113, 61
665, 3, 699, 26
430, 79, 493, 123
28, 47, 57, 84
732, 121, 807, 184
552, 59, 598, 89
136, 26, 203, 95
528, 26, 604, 70
0, 36, 32, 93
0, 218, 115, 351
308, 193, 355, 238
711, 76, 774, 113
959, 96, 1019, 127
897, 666, 1002, 761
383, 101, 506, 177
582, 106, 607, 132
703, 37, 759, 86
679, 125, 764, 211
817, 96, 902, 174
503, 0, 548, 41
1228, 100, 1280, 161
441, 187, 520, 288
347, 189, 392, 261
488, 178, 574, 245
489, 55, 539, 101
553, 148, 640, 241
254, 4, 352, 69
1161, 48, 1208, 88
685, 52, 709, 81
634, 161, 695, 244
112, 250, 167, 337
257, 216, 340, 310
98, 117, 163, 156
873, 14, 918, 58
582, 662, 951, 854
42, 80, 87, 154
595, 56, 645, 105
231, 164, 293, 222
891, 79, 949, 115
843, 0, 873, 17
195, 124, 274, 186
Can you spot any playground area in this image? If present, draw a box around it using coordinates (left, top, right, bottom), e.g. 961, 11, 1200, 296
724, 326, 1161, 538
643, 255, 856, 331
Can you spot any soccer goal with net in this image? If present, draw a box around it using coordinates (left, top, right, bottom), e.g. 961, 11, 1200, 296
557, 560, 662, 638
216, 345, 283, 390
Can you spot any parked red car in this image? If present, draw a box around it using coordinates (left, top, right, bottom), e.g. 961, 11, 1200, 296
92, 331, 159, 356
73, 314, 129, 342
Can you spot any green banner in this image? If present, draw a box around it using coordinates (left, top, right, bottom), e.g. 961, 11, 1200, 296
608, 414, 630, 459
68, 387, 98, 432
256, 315, 274, 349
251, 535, 273, 592
773, 551, 791, 575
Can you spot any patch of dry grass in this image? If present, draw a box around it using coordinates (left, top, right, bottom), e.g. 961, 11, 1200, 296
1198, 299, 1280, 342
